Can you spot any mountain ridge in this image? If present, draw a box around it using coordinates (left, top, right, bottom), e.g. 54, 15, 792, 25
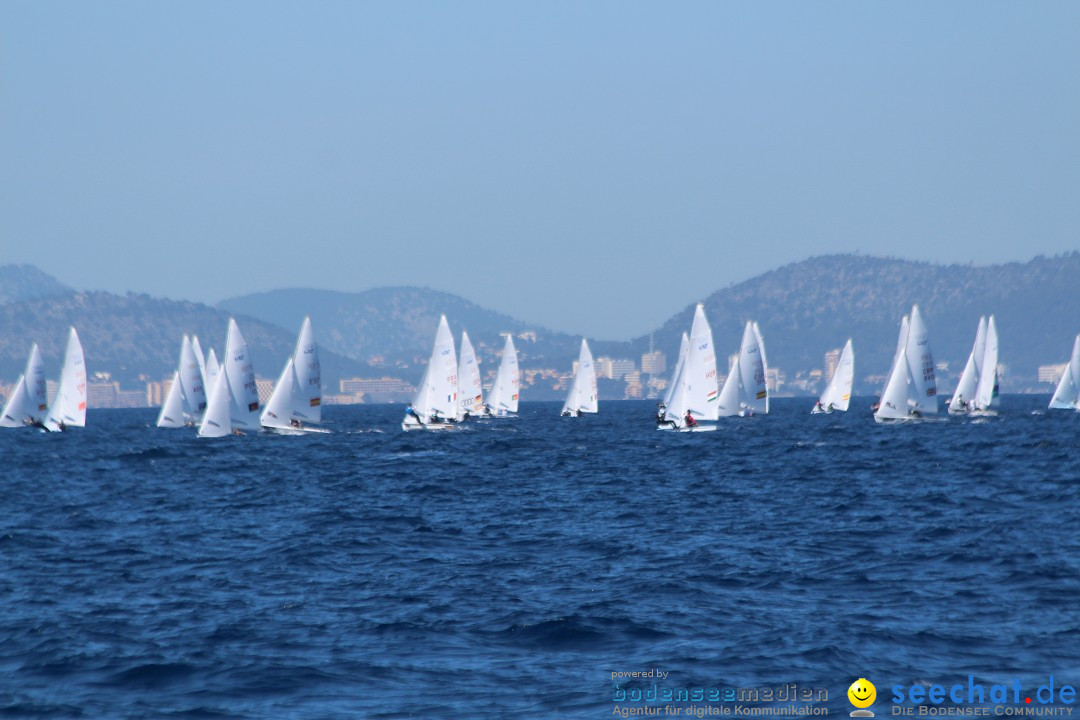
2, 254, 1078, 397
0, 290, 373, 388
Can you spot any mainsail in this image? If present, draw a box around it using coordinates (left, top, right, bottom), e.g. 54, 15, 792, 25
44, 328, 87, 431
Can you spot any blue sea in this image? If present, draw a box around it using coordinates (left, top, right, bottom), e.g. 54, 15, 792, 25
3, 397, 1080, 718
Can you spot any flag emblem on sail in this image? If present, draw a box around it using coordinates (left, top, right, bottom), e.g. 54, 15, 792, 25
755, 390, 767, 399
310, 398, 321, 407
707, 389, 718, 402
248, 402, 259, 411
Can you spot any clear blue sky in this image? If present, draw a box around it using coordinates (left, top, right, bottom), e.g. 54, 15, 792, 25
2, 1, 1078, 339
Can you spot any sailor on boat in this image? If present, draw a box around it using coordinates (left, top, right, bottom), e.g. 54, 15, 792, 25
655, 402, 677, 429
684, 410, 697, 429
406, 404, 424, 425
25, 417, 49, 432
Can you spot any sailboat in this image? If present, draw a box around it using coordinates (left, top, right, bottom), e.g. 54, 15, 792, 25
199, 363, 233, 438
561, 338, 598, 417
812, 339, 854, 414
261, 316, 327, 433
157, 335, 207, 428
658, 304, 719, 431
403, 315, 461, 431
0, 343, 48, 428
191, 335, 209, 391
971, 315, 999, 414
874, 305, 938, 423
716, 352, 741, 417
198, 318, 261, 437
717, 321, 769, 417
156, 371, 186, 428
44, 327, 87, 432
205, 348, 221, 395
457, 331, 483, 419
948, 317, 987, 414
483, 334, 519, 418
1048, 334, 1080, 411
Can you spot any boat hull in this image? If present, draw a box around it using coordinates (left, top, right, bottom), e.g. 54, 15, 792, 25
657, 424, 717, 432
402, 417, 460, 431
263, 425, 332, 435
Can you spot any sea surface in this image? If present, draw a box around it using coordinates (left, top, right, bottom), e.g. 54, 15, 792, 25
2, 397, 1080, 719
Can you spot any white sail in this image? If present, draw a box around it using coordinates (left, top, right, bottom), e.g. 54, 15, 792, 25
205, 349, 221, 395
904, 305, 938, 414
716, 354, 741, 417
876, 340, 913, 421
198, 363, 232, 437
407, 315, 459, 424
973, 315, 999, 410
487, 334, 520, 415
45, 327, 87, 431
576, 339, 598, 414
815, 339, 853, 413
223, 318, 260, 429
0, 376, 30, 428
876, 317, 913, 421
191, 335, 209, 390
661, 333, 689, 409
949, 316, 985, 414
754, 322, 769, 413
686, 304, 719, 420
0, 343, 48, 428
261, 358, 297, 429
1049, 335, 1080, 410
738, 321, 768, 415
662, 354, 689, 424
156, 371, 186, 428
895, 315, 909, 363
261, 316, 323, 430
971, 316, 988, 378
457, 331, 482, 418
562, 338, 598, 416
178, 335, 207, 422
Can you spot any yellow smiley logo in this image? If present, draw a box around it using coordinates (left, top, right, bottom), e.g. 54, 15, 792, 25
848, 678, 876, 709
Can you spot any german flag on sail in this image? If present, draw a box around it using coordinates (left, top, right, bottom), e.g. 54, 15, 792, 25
755, 390, 767, 399
310, 398, 321, 407
707, 389, 718, 402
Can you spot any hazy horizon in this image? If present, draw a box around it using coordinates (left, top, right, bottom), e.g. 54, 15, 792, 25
3, 2, 1078, 337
